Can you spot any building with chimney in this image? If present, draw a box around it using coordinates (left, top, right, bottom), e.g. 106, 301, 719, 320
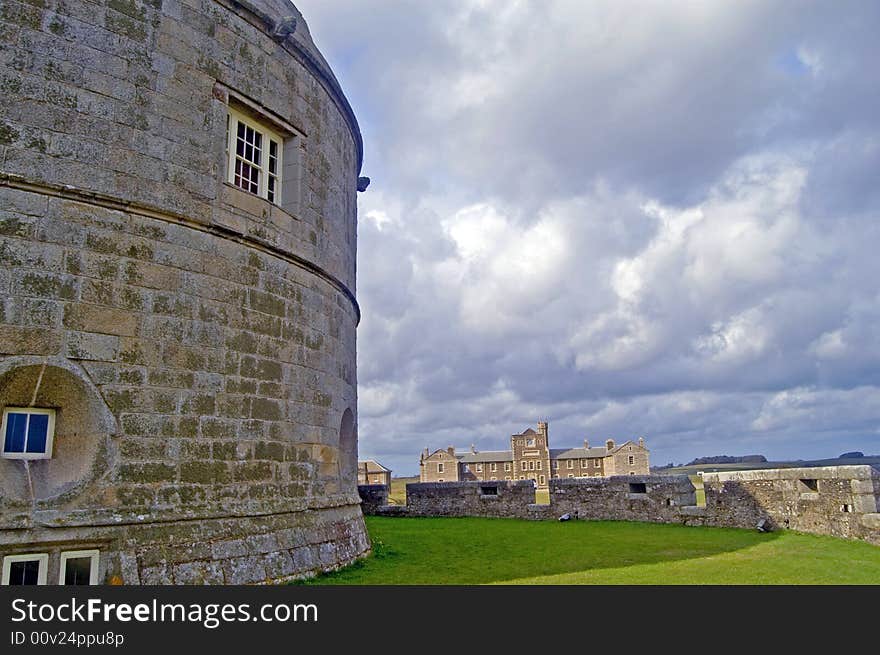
418, 422, 650, 489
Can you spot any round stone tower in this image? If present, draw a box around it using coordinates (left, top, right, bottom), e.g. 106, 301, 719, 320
0, 0, 367, 584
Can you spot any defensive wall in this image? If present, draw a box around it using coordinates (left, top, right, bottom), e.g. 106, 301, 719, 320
359, 465, 880, 545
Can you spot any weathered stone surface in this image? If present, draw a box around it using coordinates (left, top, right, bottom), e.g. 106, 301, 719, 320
406, 480, 538, 519
0, 0, 367, 583
400, 466, 880, 546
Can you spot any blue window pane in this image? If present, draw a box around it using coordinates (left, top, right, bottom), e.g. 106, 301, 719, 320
4, 413, 27, 453
26, 414, 49, 454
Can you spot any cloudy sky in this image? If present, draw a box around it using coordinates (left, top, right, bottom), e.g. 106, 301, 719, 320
296, 0, 880, 475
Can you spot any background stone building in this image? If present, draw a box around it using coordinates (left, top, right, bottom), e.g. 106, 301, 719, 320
419, 422, 650, 489
0, 0, 368, 584
358, 459, 391, 487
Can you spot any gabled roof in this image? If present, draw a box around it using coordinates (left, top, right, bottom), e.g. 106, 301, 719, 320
520, 428, 537, 435
358, 459, 391, 473
608, 440, 647, 454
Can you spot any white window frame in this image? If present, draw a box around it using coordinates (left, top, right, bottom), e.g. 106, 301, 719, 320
628, 455, 635, 465
476, 464, 483, 473
539, 475, 545, 485
490, 463, 497, 472
504, 462, 511, 471
226, 106, 283, 204
521, 461, 527, 471
437, 462, 444, 473
567, 460, 574, 469
2, 553, 48, 585
1, 407, 56, 460
59, 550, 100, 586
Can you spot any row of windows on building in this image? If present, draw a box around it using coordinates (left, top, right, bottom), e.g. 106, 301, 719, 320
2, 551, 99, 586
441, 456, 638, 475
437, 457, 633, 475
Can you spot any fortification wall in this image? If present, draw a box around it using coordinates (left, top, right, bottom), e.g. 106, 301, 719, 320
550, 475, 696, 523
406, 480, 540, 519
686, 465, 880, 544
358, 484, 389, 515
0, 0, 367, 583
398, 467, 880, 546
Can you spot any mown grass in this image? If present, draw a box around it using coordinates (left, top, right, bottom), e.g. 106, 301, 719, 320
303, 516, 880, 585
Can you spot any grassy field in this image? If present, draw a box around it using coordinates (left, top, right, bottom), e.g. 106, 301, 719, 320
388, 476, 417, 505
303, 516, 880, 585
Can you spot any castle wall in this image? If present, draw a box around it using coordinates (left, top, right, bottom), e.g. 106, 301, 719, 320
0, 0, 367, 583
394, 466, 880, 546
357, 484, 389, 515
549, 475, 696, 523
406, 481, 541, 519
685, 465, 880, 544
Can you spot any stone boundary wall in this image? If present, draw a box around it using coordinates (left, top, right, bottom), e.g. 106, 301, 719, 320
358, 484, 389, 515
549, 475, 696, 523
379, 466, 880, 546
683, 465, 880, 545
405, 480, 540, 519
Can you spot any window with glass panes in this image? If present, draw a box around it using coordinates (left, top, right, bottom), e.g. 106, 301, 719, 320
1, 408, 55, 459
226, 107, 283, 204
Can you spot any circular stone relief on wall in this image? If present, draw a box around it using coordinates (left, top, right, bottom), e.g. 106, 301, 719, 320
0, 357, 117, 505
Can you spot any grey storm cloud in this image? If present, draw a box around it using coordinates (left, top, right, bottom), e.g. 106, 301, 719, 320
296, 0, 880, 475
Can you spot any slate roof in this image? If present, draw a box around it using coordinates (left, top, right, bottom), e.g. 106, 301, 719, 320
358, 459, 391, 473
550, 447, 610, 459
457, 450, 512, 463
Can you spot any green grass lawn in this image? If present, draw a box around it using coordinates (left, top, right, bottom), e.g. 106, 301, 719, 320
303, 516, 880, 585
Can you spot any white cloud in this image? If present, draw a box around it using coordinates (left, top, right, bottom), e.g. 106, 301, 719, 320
297, 0, 880, 473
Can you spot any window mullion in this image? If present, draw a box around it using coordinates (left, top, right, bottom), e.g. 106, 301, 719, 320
227, 118, 237, 186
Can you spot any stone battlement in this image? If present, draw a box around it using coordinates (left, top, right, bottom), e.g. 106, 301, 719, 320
373, 466, 880, 546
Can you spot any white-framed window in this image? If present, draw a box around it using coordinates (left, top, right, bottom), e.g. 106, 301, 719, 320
566, 460, 574, 469
2, 553, 48, 585
568, 474, 574, 478
2, 407, 56, 460
504, 462, 511, 471
628, 455, 635, 465
60, 550, 100, 586
476, 464, 483, 472
226, 106, 283, 204
536, 461, 542, 470
521, 461, 527, 471
528, 461, 535, 471
581, 459, 588, 467
490, 477, 497, 481
539, 475, 545, 485
490, 463, 497, 472
593, 459, 601, 468
505, 476, 511, 481
437, 462, 444, 473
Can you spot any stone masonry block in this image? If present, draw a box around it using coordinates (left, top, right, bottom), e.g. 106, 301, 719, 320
65, 330, 119, 361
